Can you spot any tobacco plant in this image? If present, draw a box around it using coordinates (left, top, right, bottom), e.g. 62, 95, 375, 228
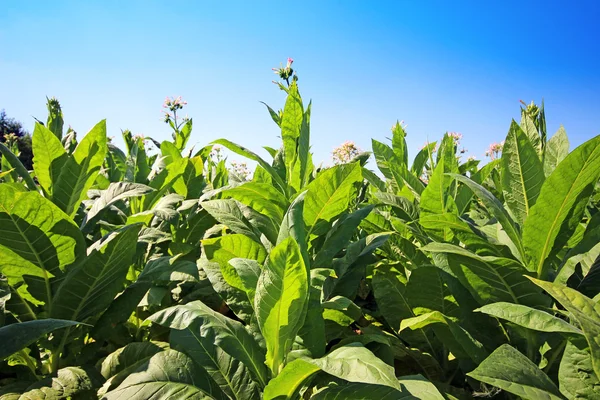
0, 62, 599, 400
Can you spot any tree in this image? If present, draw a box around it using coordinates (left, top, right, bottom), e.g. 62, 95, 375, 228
0, 109, 33, 170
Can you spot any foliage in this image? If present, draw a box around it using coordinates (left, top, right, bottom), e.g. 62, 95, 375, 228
0, 60, 599, 400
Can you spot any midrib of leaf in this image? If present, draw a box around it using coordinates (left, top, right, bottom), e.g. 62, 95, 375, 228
534, 158, 594, 278
1, 201, 53, 314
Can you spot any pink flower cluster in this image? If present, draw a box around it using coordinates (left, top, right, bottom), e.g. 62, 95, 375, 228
230, 160, 251, 180
163, 96, 187, 112
272, 58, 295, 83
485, 141, 504, 160
332, 141, 362, 165
447, 132, 463, 144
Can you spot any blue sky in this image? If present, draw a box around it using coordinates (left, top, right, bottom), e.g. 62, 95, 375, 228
1, 1, 599, 167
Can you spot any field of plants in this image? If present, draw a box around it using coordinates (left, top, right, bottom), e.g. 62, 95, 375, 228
0, 66, 599, 399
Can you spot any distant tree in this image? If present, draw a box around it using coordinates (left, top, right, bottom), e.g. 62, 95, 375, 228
0, 109, 33, 169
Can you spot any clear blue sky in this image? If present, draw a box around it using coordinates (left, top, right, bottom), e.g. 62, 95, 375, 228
1, 1, 599, 166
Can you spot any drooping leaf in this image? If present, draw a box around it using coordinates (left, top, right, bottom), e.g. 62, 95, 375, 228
51, 224, 142, 321
149, 300, 269, 393
85, 182, 154, 223
0, 319, 80, 360
263, 344, 401, 400
467, 344, 564, 400
522, 134, 600, 277
476, 302, 582, 335
102, 349, 227, 400
22, 366, 103, 399
529, 277, 600, 379
423, 243, 548, 307
0, 185, 85, 305
255, 237, 309, 376
222, 182, 288, 224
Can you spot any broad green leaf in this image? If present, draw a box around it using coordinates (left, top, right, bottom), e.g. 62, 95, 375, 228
103, 349, 226, 400
99, 341, 170, 394
176, 118, 193, 151
264, 344, 401, 400
32, 122, 67, 195
476, 302, 582, 334
312, 383, 415, 399
255, 237, 309, 376
0, 142, 37, 191
558, 339, 600, 399
450, 173, 525, 262
0, 185, 85, 305
411, 141, 437, 176
501, 121, 545, 226
212, 138, 287, 194
400, 311, 488, 364
521, 114, 542, 153
52, 120, 108, 216
222, 182, 288, 224
21, 366, 103, 399
0, 319, 80, 360
423, 243, 547, 307
51, 224, 141, 321
143, 157, 186, 210
277, 191, 307, 249
313, 206, 374, 268
371, 139, 396, 182
529, 277, 600, 379
85, 182, 154, 223
229, 258, 261, 305
397, 375, 446, 400
201, 234, 267, 323
201, 199, 262, 243
467, 344, 564, 400
149, 301, 268, 393
523, 134, 600, 277
304, 163, 362, 237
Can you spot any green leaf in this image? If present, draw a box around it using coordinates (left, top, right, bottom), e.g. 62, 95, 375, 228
99, 341, 170, 394
0, 185, 85, 305
149, 300, 269, 393
229, 258, 261, 305
313, 206, 374, 268
0, 142, 37, 191
264, 344, 401, 400
397, 375, 447, 400
201, 199, 262, 243
476, 302, 582, 335
304, 163, 362, 237
102, 349, 227, 400
51, 224, 142, 321
222, 182, 288, 224
32, 122, 67, 195
528, 277, 600, 380
501, 121, 545, 227
0, 319, 80, 359
22, 366, 103, 399
201, 234, 267, 322
544, 126, 569, 177
467, 344, 564, 400
255, 237, 309, 376
422, 243, 547, 307
52, 120, 108, 216
411, 141, 437, 176
212, 138, 287, 194
85, 182, 154, 223
400, 311, 488, 364
523, 134, 600, 278
450, 173, 525, 262
312, 383, 415, 399
558, 339, 600, 399
371, 139, 396, 183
